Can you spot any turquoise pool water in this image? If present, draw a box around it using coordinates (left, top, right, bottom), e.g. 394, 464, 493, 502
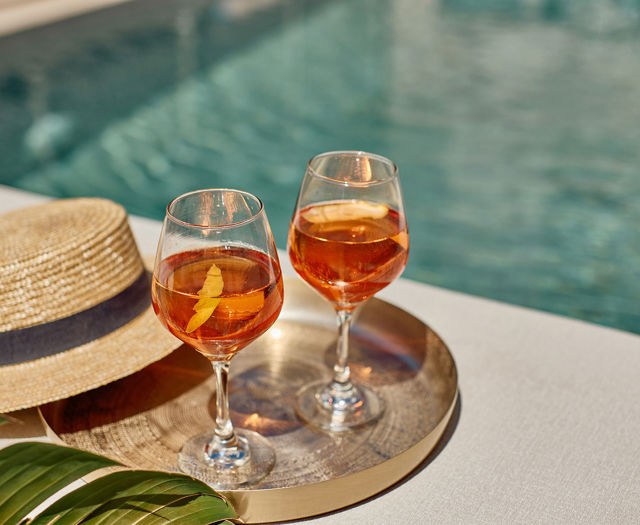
1, 0, 639, 333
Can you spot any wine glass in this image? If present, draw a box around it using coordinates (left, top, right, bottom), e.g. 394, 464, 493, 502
288, 151, 409, 432
151, 189, 284, 488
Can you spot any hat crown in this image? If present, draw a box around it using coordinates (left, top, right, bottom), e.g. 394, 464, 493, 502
0, 198, 144, 332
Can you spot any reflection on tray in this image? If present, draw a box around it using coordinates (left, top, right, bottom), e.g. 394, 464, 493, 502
226, 359, 317, 437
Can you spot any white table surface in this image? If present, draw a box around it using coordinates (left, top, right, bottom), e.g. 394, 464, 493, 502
1, 185, 639, 524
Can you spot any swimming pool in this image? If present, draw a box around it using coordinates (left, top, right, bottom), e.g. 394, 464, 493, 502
1, 0, 639, 334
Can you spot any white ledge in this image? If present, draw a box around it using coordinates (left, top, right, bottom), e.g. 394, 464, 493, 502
0, 0, 133, 37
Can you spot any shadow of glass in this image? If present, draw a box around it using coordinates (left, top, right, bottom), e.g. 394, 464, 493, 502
41, 345, 211, 433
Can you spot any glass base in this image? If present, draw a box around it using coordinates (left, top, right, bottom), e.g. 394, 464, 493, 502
295, 379, 384, 432
177, 429, 275, 489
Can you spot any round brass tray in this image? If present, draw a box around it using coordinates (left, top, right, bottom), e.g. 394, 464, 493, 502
40, 278, 458, 523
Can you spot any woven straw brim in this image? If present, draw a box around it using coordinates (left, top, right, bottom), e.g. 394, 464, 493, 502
0, 260, 182, 414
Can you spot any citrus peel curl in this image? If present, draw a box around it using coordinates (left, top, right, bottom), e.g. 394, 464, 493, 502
186, 263, 223, 333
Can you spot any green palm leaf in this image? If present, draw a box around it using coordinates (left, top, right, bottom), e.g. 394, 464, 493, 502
0, 442, 238, 525
0, 442, 119, 525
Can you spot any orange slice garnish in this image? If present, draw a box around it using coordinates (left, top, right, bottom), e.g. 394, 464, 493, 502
302, 200, 388, 224
217, 290, 265, 318
392, 231, 409, 249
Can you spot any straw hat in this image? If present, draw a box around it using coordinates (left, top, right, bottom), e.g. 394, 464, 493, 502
0, 198, 181, 413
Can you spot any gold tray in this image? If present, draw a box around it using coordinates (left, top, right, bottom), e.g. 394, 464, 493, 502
40, 278, 458, 523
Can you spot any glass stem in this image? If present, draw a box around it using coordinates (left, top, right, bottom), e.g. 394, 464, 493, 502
314, 309, 364, 413
333, 309, 353, 387
212, 361, 237, 447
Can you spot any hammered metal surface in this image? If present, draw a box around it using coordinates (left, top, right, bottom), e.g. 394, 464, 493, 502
40, 278, 458, 520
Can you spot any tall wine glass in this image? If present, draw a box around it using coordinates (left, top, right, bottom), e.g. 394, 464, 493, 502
288, 151, 409, 432
152, 189, 284, 488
